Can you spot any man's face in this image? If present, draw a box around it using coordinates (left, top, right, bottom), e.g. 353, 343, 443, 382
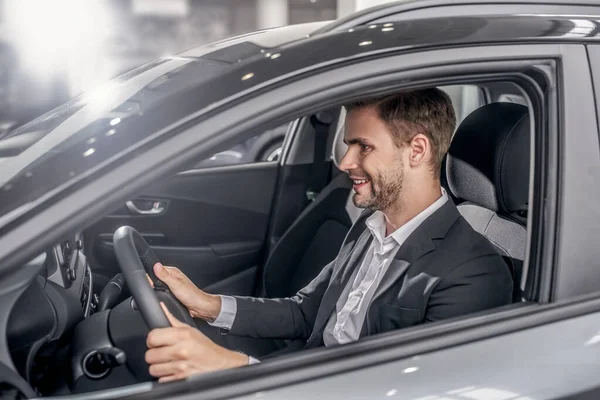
339, 106, 406, 211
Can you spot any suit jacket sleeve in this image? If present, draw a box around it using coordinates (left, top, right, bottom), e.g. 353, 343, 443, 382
424, 254, 513, 322
227, 259, 335, 340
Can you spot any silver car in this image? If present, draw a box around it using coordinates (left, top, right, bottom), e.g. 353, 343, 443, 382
1, 1, 600, 399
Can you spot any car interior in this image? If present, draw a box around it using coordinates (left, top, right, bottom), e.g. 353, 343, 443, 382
3, 81, 535, 397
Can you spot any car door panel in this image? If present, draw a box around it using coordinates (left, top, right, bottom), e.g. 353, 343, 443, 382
83, 162, 279, 294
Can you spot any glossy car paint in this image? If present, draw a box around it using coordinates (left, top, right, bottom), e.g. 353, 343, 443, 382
229, 312, 600, 400
4, 1, 600, 399
3, 13, 600, 238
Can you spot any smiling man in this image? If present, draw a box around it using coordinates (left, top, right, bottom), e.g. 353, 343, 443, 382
145, 88, 513, 381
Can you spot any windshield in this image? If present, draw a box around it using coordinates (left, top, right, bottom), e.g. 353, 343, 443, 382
0, 57, 199, 228
0, 22, 327, 230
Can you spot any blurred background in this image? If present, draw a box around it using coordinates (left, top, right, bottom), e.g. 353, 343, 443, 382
0, 0, 395, 136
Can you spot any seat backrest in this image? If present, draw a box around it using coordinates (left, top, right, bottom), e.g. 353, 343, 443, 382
446, 102, 530, 301
261, 173, 354, 297
260, 109, 360, 298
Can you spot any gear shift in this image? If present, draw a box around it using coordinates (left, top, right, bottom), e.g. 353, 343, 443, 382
97, 273, 125, 312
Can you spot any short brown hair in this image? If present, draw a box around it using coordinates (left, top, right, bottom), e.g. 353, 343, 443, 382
345, 88, 456, 179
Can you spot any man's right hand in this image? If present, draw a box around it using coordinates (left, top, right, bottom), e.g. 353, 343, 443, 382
152, 263, 222, 322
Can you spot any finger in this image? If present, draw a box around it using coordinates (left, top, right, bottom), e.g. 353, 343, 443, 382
148, 362, 180, 378
161, 302, 186, 328
149, 361, 191, 379
158, 373, 187, 383
147, 327, 184, 348
153, 262, 167, 280
145, 346, 176, 365
146, 274, 154, 288
165, 266, 186, 285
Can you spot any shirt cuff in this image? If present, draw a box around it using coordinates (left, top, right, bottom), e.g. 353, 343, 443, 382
248, 356, 261, 365
207, 295, 237, 330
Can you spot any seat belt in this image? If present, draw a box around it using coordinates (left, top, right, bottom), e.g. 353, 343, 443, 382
307, 111, 333, 202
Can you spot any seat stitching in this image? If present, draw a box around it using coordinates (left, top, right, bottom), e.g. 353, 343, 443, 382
482, 210, 495, 234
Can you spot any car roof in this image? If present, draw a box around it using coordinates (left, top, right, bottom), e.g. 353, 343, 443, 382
178, 21, 329, 59
318, 0, 600, 32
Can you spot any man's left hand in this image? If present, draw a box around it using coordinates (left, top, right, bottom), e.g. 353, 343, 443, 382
146, 303, 249, 382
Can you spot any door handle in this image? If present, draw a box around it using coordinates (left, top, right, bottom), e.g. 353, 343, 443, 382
125, 200, 166, 215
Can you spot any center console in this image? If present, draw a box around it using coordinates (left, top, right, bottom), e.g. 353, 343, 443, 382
47, 235, 98, 317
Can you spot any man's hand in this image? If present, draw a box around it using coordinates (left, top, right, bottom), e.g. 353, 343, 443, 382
152, 263, 222, 322
146, 303, 249, 382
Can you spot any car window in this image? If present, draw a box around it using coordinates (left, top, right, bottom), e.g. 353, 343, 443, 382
194, 123, 290, 168
0, 23, 327, 226
440, 85, 484, 125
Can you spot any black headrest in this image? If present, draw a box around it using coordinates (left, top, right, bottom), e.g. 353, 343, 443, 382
446, 102, 530, 214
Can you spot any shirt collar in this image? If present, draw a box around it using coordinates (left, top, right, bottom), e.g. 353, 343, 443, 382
365, 188, 449, 253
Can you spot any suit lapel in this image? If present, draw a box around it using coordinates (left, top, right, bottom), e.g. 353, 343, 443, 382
372, 200, 461, 302
371, 237, 434, 302
309, 229, 372, 342
307, 200, 462, 345
330, 209, 374, 273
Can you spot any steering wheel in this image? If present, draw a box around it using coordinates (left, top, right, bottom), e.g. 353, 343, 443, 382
112, 226, 195, 329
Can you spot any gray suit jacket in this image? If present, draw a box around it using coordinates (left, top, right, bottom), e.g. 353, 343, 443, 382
228, 200, 513, 349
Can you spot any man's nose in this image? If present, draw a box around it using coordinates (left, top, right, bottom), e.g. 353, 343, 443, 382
338, 149, 358, 172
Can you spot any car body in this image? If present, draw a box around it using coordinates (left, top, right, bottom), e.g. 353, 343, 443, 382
2, 1, 600, 399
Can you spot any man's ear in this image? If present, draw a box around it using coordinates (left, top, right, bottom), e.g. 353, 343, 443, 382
408, 134, 430, 168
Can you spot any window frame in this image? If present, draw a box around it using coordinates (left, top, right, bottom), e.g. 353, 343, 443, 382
192, 122, 292, 169
548, 44, 600, 301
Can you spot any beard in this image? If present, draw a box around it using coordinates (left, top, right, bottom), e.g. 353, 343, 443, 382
352, 158, 404, 211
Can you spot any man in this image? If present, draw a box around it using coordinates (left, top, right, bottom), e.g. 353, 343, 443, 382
145, 88, 514, 382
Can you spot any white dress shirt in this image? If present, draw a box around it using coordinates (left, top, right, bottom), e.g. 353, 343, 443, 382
209, 189, 449, 363
323, 189, 448, 345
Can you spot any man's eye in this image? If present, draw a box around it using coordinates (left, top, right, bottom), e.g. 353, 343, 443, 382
360, 144, 371, 152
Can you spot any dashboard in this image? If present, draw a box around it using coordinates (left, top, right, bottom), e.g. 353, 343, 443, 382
46, 235, 96, 317
6, 234, 100, 392
6, 231, 166, 396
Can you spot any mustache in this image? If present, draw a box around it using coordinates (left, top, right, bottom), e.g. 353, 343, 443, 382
348, 171, 372, 180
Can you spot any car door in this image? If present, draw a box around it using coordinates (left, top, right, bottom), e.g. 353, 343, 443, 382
220, 42, 600, 400
83, 123, 290, 296
117, 35, 600, 400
